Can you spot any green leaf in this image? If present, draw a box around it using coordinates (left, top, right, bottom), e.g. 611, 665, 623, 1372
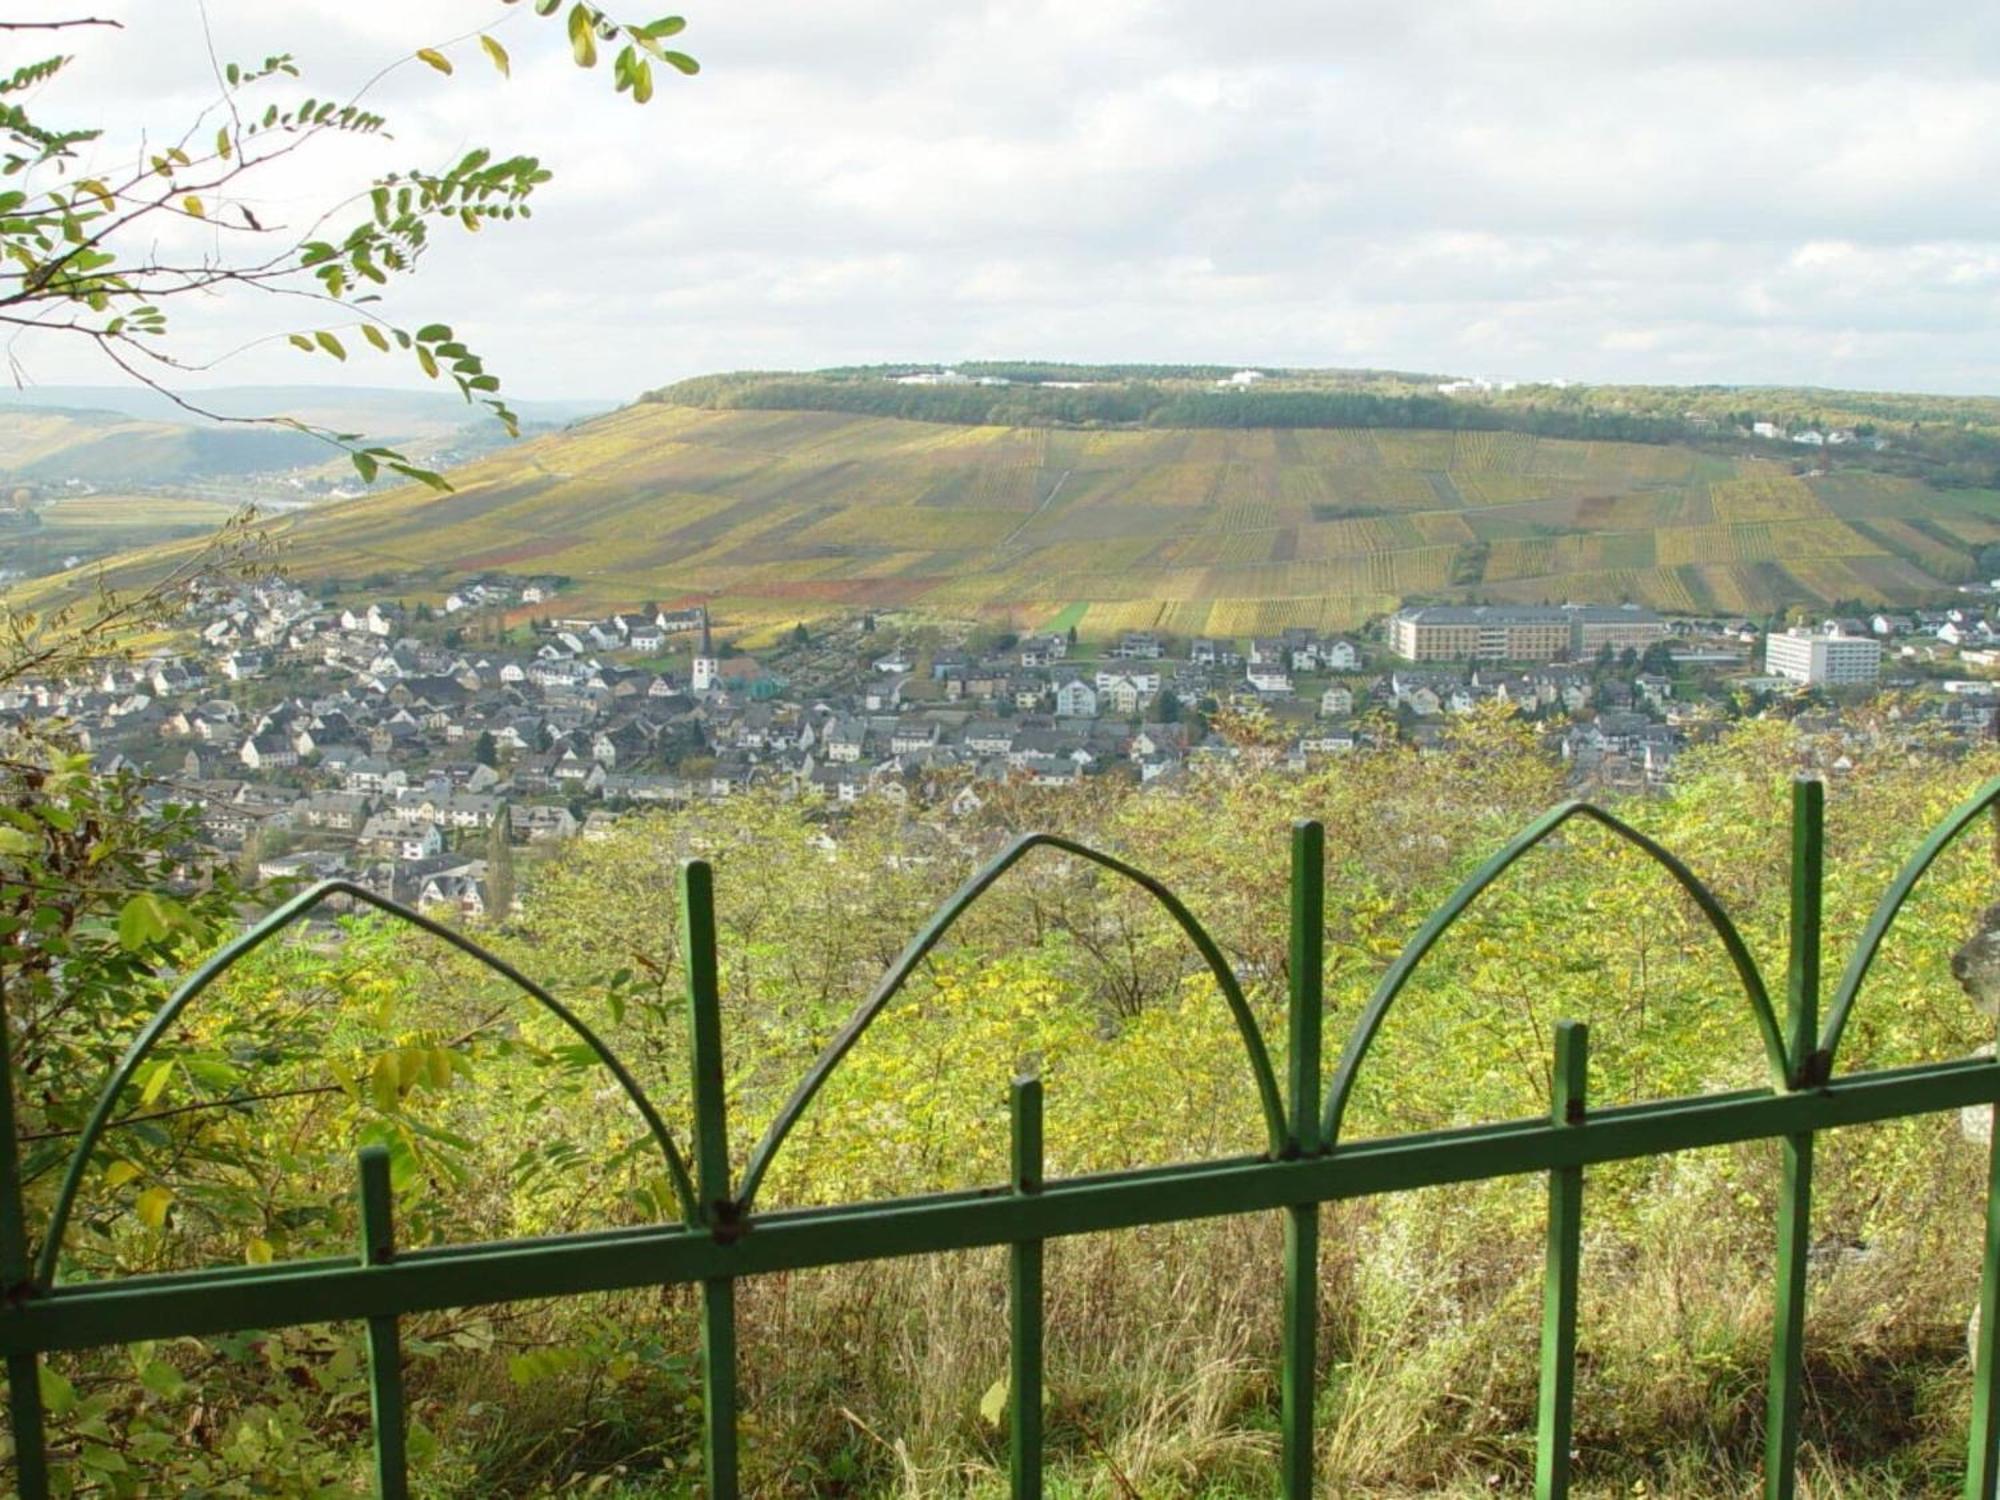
287, 332, 315, 352
416, 346, 440, 380
361, 323, 390, 352
568, 4, 599, 67
663, 49, 699, 75
415, 322, 451, 342
632, 59, 653, 104
139, 1359, 186, 1398
416, 47, 453, 75
640, 17, 686, 39
352, 450, 380, 483
135, 1185, 173, 1229
215, 125, 232, 160
117, 892, 170, 951
39, 1366, 77, 1418
314, 330, 347, 361
480, 35, 511, 77
80, 1444, 127, 1474
0, 826, 34, 858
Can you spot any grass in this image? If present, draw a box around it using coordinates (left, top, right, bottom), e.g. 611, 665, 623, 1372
26, 402, 2000, 635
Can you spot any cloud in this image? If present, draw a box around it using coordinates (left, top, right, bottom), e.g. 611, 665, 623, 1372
6, 0, 1998, 402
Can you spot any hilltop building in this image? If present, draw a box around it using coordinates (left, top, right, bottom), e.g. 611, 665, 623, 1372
1764, 625, 1881, 686
1389, 604, 1668, 663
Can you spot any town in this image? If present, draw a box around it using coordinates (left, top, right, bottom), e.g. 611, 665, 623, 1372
8, 581, 1998, 924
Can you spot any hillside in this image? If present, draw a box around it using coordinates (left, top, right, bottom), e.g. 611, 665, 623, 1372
94, 395, 1996, 637
0, 406, 329, 486
0, 386, 610, 486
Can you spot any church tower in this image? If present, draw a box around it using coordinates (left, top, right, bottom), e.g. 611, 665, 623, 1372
691, 607, 719, 693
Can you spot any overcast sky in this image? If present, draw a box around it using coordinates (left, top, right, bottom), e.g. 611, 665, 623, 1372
12, 0, 2000, 404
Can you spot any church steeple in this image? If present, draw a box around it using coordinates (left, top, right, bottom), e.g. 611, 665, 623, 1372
692, 606, 719, 693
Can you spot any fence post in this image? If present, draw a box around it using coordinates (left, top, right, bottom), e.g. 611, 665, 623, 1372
357, 1145, 408, 1500
1537, 1020, 1588, 1500
1010, 1075, 1044, 1500
1766, 777, 1823, 1500
0, 975, 49, 1500
682, 858, 739, 1500
1969, 1117, 2000, 1499
1282, 819, 1324, 1500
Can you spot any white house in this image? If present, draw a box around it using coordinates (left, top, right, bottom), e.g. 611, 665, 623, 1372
1054, 679, 1099, 718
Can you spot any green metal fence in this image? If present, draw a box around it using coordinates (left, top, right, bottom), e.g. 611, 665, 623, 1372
6, 774, 2000, 1497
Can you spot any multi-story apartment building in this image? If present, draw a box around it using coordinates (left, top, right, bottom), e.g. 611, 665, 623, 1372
1390, 604, 1667, 662
1764, 626, 1882, 686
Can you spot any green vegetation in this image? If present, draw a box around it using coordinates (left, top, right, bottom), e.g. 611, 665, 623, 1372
8, 712, 2000, 1494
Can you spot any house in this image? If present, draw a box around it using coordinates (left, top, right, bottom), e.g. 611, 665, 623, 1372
239, 733, 297, 771
361, 813, 442, 862
1054, 680, 1099, 719
297, 792, 373, 832
416, 873, 488, 921
1099, 675, 1147, 716
824, 718, 868, 762
1246, 663, 1292, 695
510, 804, 579, 843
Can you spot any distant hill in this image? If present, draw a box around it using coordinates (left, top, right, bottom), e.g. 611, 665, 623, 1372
62, 388, 2000, 637
0, 385, 614, 487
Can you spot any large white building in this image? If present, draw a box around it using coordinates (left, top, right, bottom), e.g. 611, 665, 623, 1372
1764, 625, 1881, 686
1389, 604, 1668, 663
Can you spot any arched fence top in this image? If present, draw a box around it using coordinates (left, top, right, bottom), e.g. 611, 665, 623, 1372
1318, 800, 1787, 1149
34, 879, 698, 1290
1820, 773, 2000, 1069
733, 831, 1287, 1211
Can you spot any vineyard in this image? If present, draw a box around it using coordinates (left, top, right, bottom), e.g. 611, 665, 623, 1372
61, 399, 2000, 635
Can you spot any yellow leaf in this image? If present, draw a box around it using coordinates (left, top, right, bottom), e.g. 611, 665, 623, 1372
480, 34, 511, 77
139, 1059, 174, 1106
415, 47, 453, 75
371, 1052, 401, 1112
245, 1237, 274, 1265
103, 1160, 143, 1190
182, 195, 204, 219
134, 1186, 172, 1230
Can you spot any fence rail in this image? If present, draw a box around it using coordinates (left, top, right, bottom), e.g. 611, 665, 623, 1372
6, 775, 2000, 1498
